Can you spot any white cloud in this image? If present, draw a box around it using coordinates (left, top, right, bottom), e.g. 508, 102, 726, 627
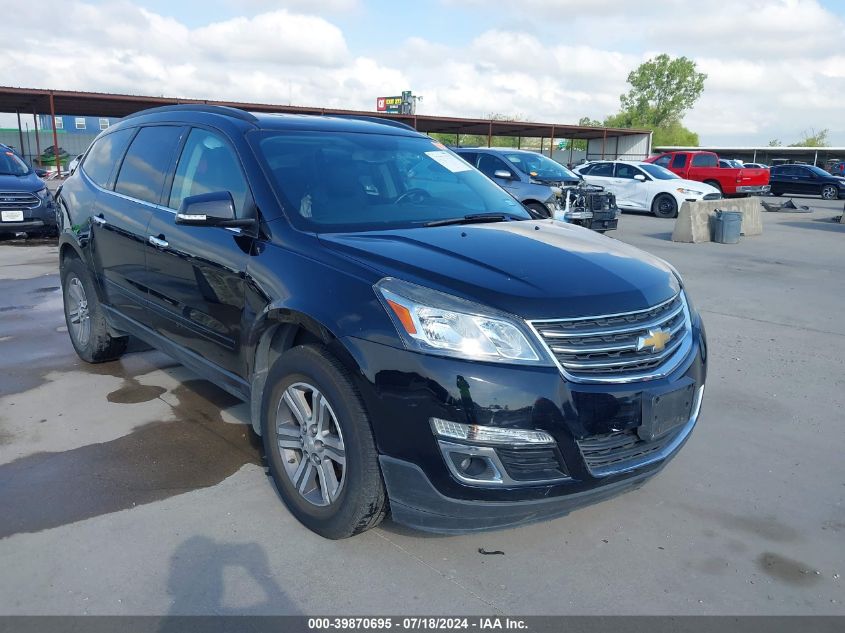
1, 0, 844, 145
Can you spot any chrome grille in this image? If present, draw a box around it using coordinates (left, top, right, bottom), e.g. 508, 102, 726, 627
529, 293, 691, 382
0, 192, 40, 210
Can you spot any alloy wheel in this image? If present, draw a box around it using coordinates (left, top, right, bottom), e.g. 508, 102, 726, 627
275, 382, 346, 507
65, 276, 91, 347
821, 185, 837, 200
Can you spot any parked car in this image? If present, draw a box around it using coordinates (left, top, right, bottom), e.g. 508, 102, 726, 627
454, 147, 619, 231
719, 159, 744, 169
0, 143, 57, 239
743, 163, 768, 170
574, 160, 721, 218
647, 151, 769, 196
769, 163, 845, 199
57, 105, 707, 538
826, 160, 845, 177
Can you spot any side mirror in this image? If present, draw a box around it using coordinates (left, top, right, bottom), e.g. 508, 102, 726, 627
493, 169, 513, 180
176, 191, 256, 230
634, 174, 647, 182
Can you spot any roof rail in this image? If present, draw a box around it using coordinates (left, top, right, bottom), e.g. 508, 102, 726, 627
327, 114, 417, 132
122, 104, 259, 124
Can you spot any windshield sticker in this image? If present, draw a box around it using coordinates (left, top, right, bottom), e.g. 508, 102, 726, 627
425, 150, 472, 173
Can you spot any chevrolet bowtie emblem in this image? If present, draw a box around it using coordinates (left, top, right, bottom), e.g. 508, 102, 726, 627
637, 328, 672, 353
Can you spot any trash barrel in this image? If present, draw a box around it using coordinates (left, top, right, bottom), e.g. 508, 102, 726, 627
712, 210, 742, 244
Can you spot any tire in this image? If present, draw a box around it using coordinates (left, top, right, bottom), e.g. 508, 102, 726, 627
525, 202, 551, 218
61, 257, 128, 363
651, 193, 679, 218
821, 184, 839, 200
261, 344, 387, 539
770, 189, 782, 197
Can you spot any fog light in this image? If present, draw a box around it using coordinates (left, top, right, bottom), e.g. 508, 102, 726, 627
431, 418, 554, 446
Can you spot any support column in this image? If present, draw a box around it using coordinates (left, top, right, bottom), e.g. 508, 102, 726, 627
487, 121, 492, 148
16, 111, 24, 160
601, 129, 607, 159
813, 150, 818, 166
32, 111, 41, 159
517, 136, 521, 149
549, 125, 555, 158
49, 93, 62, 176
568, 138, 574, 166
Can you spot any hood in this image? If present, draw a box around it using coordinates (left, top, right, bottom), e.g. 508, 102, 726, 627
319, 220, 679, 319
0, 172, 43, 192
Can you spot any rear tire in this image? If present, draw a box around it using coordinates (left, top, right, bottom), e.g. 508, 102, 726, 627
61, 258, 128, 363
261, 344, 387, 539
651, 193, 678, 218
704, 180, 723, 194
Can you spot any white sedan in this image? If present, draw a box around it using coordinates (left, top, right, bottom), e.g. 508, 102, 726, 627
573, 160, 721, 218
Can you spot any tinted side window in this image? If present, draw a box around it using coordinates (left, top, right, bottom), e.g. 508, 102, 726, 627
654, 155, 671, 168
777, 166, 796, 177
670, 153, 688, 169
81, 128, 134, 188
477, 154, 511, 177
615, 163, 639, 179
590, 162, 614, 177
578, 164, 594, 175
169, 129, 249, 214
115, 126, 183, 205
455, 152, 478, 167
692, 153, 718, 167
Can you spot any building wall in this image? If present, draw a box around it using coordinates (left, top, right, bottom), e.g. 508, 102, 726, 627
587, 133, 651, 161
37, 114, 121, 134
0, 130, 99, 166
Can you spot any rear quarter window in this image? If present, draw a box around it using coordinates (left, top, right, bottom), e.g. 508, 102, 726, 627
691, 154, 718, 167
114, 126, 184, 204
81, 128, 134, 188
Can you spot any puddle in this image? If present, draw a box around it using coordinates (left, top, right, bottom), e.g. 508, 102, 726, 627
0, 379, 262, 539
757, 552, 822, 586
107, 378, 167, 404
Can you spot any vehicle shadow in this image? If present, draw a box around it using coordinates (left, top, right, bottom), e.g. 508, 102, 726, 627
160, 536, 300, 624
644, 232, 674, 241
779, 219, 845, 233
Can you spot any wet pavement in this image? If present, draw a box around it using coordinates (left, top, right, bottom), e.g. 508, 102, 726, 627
0, 201, 843, 615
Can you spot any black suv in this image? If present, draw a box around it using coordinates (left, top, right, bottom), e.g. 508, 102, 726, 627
769, 163, 845, 200
0, 143, 56, 238
57, 106, 707, 538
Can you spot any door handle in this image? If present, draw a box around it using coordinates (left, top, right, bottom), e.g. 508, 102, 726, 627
91, 214, 106, 226
148, 235, 169, 248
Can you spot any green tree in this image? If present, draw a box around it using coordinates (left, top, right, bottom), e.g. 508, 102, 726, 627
768, 139, 782, 147
789, 128, 829, 147
567, 116, 603, 151
619, 54, 707, 129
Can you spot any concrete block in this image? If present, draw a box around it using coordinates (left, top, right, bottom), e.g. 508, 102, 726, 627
672, 196, 764, 243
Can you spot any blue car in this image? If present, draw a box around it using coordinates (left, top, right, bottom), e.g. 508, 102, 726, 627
455, 147, 619, 231
0, 144, 56, 239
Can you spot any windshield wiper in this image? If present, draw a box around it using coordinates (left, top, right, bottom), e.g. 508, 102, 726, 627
424, 213, 514, 227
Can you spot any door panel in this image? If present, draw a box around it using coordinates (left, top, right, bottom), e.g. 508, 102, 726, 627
89, 125, 184, 325
611, 163, 648, 209
144, 127, 253, 376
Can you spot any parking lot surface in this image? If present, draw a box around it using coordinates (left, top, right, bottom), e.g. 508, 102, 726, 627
0, 198, 843, 615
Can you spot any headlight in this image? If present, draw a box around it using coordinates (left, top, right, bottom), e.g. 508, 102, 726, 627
676, 187, 703, 196
375, 278, 549, 364
35, 187, 51, 201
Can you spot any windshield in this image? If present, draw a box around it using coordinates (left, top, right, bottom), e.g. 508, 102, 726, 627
502, 152, 578, 180
640, 164, 680, 180
0, 150, 31, 176
254, 131, 529, 232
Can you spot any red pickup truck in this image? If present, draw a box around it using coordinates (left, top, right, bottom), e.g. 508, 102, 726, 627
646, 151, 770, 196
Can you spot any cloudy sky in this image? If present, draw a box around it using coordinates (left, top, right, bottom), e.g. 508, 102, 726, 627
1, 0, 844, 145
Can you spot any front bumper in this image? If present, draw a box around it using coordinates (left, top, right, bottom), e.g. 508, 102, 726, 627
0, 200, 56, 234
736, 185, 770, 194
340, 313, 707, 533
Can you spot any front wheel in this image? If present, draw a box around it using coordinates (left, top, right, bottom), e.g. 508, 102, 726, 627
821, 184, 839, 200
525, 202, 551, 218
261, 345, 388, 539
651, 193, 679, 218
61, 258, 128, 363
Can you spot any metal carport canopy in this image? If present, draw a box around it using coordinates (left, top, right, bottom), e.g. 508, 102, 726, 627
0, 85, 648, 141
